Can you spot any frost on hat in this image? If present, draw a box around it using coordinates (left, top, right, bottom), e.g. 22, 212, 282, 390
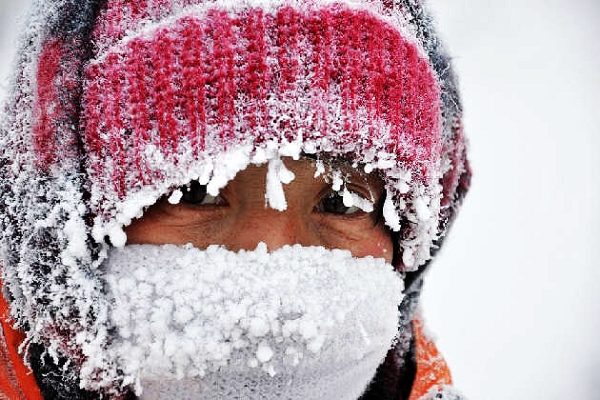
0, 0, 470, 396
82, 0, 446, 258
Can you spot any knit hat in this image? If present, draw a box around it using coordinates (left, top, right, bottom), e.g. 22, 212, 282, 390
0, 0, 470, 397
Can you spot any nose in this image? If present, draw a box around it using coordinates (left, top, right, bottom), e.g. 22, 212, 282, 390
223, 208, 313, 252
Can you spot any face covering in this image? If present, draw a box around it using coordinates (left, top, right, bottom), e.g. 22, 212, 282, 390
101, 243, 404, 399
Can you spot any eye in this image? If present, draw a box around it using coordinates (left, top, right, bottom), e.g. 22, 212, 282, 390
179, 181, 224, 206
315, 192, 362, 215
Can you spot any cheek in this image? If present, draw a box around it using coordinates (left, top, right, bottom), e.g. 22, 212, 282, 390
350, 225, 394, 264
124, 205, 232, 248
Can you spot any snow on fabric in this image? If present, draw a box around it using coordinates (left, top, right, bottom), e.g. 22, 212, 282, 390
103, 243, 403, 398
81, 0, 444, 270
0, 0, 470, 396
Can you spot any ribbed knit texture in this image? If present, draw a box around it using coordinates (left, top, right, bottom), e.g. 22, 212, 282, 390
78, 3, 442, 246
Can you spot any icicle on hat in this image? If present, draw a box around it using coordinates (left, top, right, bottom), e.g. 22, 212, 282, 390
0, 0, 470, 397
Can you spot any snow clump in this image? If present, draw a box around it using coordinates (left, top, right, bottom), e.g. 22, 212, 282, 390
103, 243, 404, 397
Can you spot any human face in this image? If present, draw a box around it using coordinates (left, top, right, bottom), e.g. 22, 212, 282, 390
125, 157, 393, 263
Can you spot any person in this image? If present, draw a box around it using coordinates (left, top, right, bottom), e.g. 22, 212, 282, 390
0, 0, 471, 398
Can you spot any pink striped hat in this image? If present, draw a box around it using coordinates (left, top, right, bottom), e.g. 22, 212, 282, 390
22, 0, 470, 271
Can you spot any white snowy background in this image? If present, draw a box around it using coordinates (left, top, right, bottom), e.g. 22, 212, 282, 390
1, 1, 599, 399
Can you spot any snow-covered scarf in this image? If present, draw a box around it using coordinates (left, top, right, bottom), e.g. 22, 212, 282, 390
0, 0, 470, 398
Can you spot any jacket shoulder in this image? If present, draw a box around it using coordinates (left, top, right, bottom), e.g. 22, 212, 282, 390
409, 318, 467, 400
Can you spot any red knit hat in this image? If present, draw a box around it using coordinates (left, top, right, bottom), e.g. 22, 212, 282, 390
80, 1, 444, 267
1, 0, 470, 397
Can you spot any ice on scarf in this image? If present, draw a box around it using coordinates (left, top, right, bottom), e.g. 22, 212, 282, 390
103, 243, 404, 394
108, 225, 128, 248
